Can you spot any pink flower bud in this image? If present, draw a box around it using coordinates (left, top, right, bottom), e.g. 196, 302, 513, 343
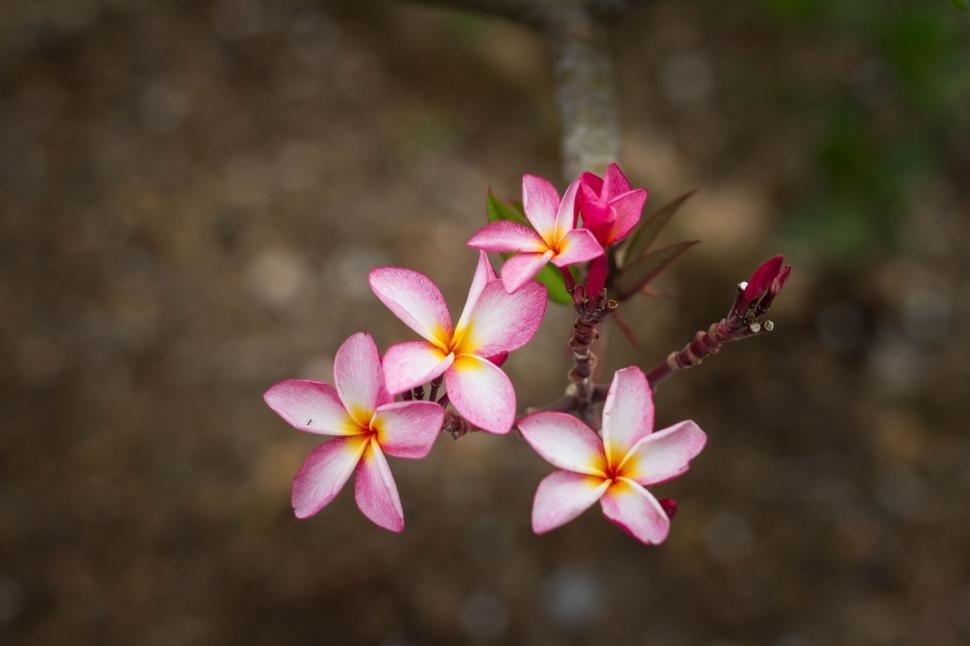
736, 255, 790, 315
576, 163, 648, 247
659, 498, 678, 519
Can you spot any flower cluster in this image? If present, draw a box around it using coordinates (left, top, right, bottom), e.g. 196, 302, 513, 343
264, 163, 788, 544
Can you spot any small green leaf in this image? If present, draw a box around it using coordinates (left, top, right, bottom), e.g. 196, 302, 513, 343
486, 190, 529, 226
613, 240, 699, 300
952, 0, 967, 11
533, 262, 573, 305
622, 189, 698, 264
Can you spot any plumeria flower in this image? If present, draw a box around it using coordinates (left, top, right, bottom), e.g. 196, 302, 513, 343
577, 162, 648, 248
577, 163, 648, 296
369, 252, 546, 434
517, 366, 706, 545
263, 332, 444, 532
467, 175, 604, 293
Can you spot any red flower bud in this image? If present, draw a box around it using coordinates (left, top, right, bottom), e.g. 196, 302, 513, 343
659, 498, 678, 519
735, 255, 791, 315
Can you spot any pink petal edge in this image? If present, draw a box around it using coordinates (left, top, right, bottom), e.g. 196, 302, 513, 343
517, 412, 606, 476
334, 332, 387, 425
532, 470, 609, 534
373, 400, 445, 459
443, 354, 515, 434
354, 439, 404, 532
460, 279, 547, 357
291, 436, 368, 519
368, 267, 453, 345
600, 477, 671, 545
264, 379, 359, 436
382, 341, 454, 395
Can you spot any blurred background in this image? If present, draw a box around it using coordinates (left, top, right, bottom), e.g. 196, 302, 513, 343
2, 0, 969, 644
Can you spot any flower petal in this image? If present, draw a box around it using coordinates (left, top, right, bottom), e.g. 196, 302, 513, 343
264, 379, 361, 436
443, 354, 515, 434
550, 228, 604, 268
354, 439, 404, 532
334, 332, 387, 425
532, 470, 610, 534
600, 477, 670, 545
577, 183, 613, 245
517, 412, 607, 476
455, 250, 498, 340
368, 267, 453, 346
466, 221, 546, 254
621, 420, 706, 485
499, 250, 554, 293
552, 179, 580, 242
579, 170, 604, 196
291, 436, 368, 519
601, 366, 654, 467
522, 174, 560, 242
372, 400, 444, 459
602, 162, 632, 197
458, 279, 547, 357
382, 341, 454, 395
607, 188, 647, 244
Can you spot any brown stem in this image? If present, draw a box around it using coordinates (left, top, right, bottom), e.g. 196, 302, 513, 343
428, 375, 443, 401
644, 316, 772, 388
567, 292, 617, 410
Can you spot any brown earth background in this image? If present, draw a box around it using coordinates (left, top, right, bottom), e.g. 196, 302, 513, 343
2, 1, 969, 644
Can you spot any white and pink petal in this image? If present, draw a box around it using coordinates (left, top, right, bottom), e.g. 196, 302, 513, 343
466, 221, 546, 254
443, 354, 516, 434
552, 179, 581, 242
532, 470, 610, 535
499, 250, 553, 294
373, 400, 444, 459
264, 379, 360, 436
334, 332, 387, 425
521, 174, 560, 243
382, 341, 454, 395
354, 439, 404, 532
601, 366, 654, 466
455, 250, 498, 336
622, 420, 706, 486
517, 412, 606, 476
368, 267, 453, 346
291, 436, 368, 519
460, 279, 546, 357
550, 228, 603, 268
600, 477, 671, 545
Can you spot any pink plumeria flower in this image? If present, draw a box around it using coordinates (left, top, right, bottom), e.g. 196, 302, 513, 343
577, 163, 648, 295
467, 175, 604, 293
263, 332, 444, 532
518, 366, 706, 545
577, 162, 648, 248
369, 252, 546, 434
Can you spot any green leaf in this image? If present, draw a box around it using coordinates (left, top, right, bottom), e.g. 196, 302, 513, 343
613, 240, 699, 300
486, 189, 529, 226
952, 0, 967, 11
622, 189, 698, 264
534, 263, 573, 305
